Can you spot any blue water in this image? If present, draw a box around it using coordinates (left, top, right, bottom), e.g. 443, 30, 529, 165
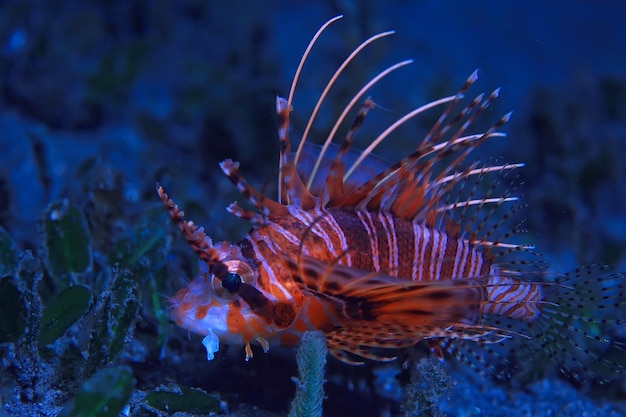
1, 1, 624, 416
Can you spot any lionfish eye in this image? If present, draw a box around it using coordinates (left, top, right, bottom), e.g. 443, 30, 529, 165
210, 259, 255, 301
222, 272, 242, 292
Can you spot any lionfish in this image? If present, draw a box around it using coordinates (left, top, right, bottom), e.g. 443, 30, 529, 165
158, 16, 625, 382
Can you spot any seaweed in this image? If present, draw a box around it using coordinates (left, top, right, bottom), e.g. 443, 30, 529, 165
144, 386, 222, 414
42, 199, 92, 289
38, 284, 92, 348
0, 179, 228, 416
1, 193, 165, 415
59, 365, 135, 417
0, 2, 625, 416
82, 268, 139, 379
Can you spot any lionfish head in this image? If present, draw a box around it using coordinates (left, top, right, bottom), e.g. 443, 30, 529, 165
157, 185, 296, 360
166, 239, 272, 357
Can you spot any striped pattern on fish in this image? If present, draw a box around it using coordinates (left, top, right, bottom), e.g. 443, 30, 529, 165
158, 15, 625, 383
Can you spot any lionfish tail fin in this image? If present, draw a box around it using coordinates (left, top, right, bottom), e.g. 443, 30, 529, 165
446, 265, 626, 384
530, 265, 626, 384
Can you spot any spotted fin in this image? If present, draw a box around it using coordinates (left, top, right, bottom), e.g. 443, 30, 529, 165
325, 319, 513, 365
439, 265, 626, 384
526, 265, 626, 383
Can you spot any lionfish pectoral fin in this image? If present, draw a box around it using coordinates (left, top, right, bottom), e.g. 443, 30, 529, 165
326, 323, 416, 365
434, 318, 526, 381
284, 254, 508, 365
325, 320, 505, 364
285, 254, 486, 325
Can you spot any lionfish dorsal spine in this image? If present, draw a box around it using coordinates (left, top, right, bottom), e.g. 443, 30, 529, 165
307, 59, 413, 191
323, 98, 377, 204
277, 15, 343, 205
292, 29, 395, 167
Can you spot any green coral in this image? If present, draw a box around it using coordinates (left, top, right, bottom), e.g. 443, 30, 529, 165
288, 331, 328, 417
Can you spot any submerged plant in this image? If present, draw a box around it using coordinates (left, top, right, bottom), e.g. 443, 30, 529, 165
288, 331, 328, 417
0, 192, 222, 416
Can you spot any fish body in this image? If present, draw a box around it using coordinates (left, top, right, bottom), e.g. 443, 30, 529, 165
159, 16, 624, 381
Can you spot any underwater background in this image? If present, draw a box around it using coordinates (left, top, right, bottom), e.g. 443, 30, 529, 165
1, 0, 625, 416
